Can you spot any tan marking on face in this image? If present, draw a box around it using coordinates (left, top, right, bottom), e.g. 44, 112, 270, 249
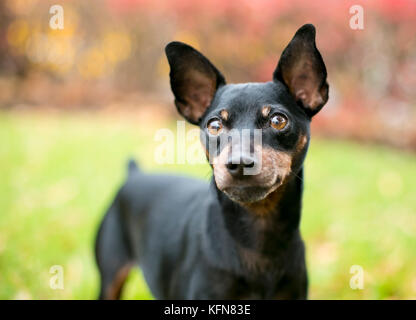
210, 131, 310, 216
220, 109, 229, 121
242, 149, 291, 215
211, 144, 230, 187
296, 134, 308, 152
261, 147, 292, 185
291, 134, 308, 168
212, 144, 292, 208
262, 105, 271, 117
244, 135, 308, 215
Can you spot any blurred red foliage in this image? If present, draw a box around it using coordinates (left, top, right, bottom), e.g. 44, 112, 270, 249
0, 0, 415, 149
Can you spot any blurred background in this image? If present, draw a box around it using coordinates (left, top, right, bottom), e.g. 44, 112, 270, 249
0, 0, 415, 299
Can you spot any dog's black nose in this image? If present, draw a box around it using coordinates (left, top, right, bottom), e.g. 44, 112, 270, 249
226, 155, 256, 177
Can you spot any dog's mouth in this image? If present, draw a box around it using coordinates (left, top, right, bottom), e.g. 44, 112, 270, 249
221, 177, 282, 203
212, 144, 295, 204
223, 186, 272, 203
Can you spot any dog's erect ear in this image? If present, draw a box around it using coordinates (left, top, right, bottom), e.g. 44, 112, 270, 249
273, 24, 329, 117
165, 42, 226, 125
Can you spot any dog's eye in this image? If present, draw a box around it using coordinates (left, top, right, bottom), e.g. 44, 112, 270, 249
270, 114, 288, 131
207, 118, 223, 135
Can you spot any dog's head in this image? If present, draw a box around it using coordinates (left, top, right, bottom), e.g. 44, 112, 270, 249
166, 24, 329, 204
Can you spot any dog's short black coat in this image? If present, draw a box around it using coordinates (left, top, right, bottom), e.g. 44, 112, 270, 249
95, 24, 329, 300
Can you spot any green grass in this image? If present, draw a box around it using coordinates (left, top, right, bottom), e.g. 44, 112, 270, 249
0, 111, 415, 299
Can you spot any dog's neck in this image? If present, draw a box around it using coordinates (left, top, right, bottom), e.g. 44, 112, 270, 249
205, 169, 304, 271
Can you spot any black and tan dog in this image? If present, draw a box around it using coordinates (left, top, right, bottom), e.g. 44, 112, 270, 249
95, 24, 329, 299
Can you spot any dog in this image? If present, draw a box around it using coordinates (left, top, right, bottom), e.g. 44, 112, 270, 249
95, 24, 329, 299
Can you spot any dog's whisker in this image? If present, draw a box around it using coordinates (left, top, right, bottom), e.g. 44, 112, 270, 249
294, 172, 304, 182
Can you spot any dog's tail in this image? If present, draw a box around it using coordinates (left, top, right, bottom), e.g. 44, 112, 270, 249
127, 157, 140, 175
